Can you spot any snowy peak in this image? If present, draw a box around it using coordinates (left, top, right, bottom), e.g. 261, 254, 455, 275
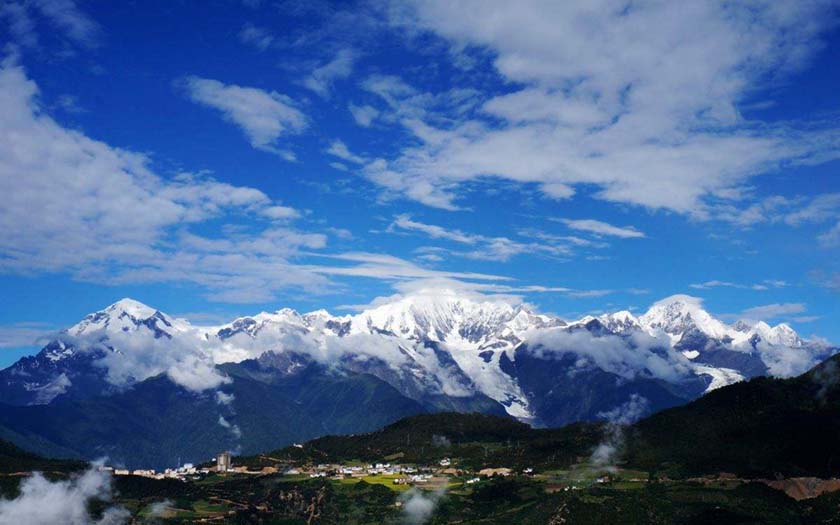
351, 290, 554, 343
60, 293, 812, 354
67, 298, 185, 338
640, 295, 732, 341
750, 321, 803, 347
598, 310, 641, 334
109, 298, 158, 319
214, 307, 353, 341
215, 309, 306, 340
637, 295, 811, 356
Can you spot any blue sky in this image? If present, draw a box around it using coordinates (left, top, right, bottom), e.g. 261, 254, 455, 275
1, 0, 839, 366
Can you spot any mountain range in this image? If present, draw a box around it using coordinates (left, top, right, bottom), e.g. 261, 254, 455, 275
5, 349, 840, 523
0, 291, 833, 468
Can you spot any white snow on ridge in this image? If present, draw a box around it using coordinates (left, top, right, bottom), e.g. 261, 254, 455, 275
693, 365, 745, 393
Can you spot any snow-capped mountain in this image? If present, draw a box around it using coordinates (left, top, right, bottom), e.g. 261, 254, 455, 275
0, 292, 834, 425
0, 299, 196, 405
67, 298, 189, 338
639, 295, 737, 343
348, 292, 563, 347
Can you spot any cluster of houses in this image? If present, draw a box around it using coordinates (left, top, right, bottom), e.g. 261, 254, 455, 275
100, 463, 209, 481
101, 450, 271, 481
102, 450, 540, 488
281, 461, 431, 480
277, 457, 537, 487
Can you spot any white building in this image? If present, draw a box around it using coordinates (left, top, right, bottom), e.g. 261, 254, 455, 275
216, 451, 232, 472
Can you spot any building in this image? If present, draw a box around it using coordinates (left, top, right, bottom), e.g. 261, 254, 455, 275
216, 451, 232, 472
478, 467, 512, 477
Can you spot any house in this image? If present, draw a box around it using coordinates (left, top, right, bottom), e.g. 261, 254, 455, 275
478, 468, 512, 477
439, 458, 451, 467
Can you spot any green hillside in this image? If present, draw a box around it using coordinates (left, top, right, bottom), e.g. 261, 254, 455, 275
626, 354, 840, 478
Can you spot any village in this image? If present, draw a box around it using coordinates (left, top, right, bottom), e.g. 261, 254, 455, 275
100, 451, 562, 489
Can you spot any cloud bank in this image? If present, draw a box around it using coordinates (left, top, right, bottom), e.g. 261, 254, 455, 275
0, 466, 128, 525
359, 1, 840, 214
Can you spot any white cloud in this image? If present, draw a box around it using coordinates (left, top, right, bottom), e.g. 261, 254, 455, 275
260, 205, 301, 220
365, 1, 840, 214
1, 0, 100, 49
145, 500, 173, 519
89, 330, 230, 392
55, 94, 85, 113
305, 252, 510, 282
389, 215, 573, 261
784, 193, 840, 225
0, 323, 56, 348
326, 140, 366, 164
0, 61, 322, 301
690, 279, 787, 290
812, 271, 840, 292
374, 278, 618, 305
1, 60, 524, 303
818, 222, 840, 247
217, 415, 242, 439
690, 280, 742, 290
559, 219, 645, 239
740, 302, 806, 320
754, 337, 820, 377
763, 279, 788, 288
400, 488, 444, 525
712, 193, 840, 228
391, 214, 479, 244
590, 394, 650, 471
1, 3, 39, 48
303, 49, 356, 98
1, 58, 677, 307
32, 0, 100, 47
0, 466, 128, 525
239, 23, 274, 50
182, 76, 306, 157
348, 103, 379, 127
215, 391, 235, 405
525, 327, 691, 383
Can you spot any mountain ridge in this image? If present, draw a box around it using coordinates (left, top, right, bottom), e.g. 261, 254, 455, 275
3, 291, 833, 414
0, 291, 834, 467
